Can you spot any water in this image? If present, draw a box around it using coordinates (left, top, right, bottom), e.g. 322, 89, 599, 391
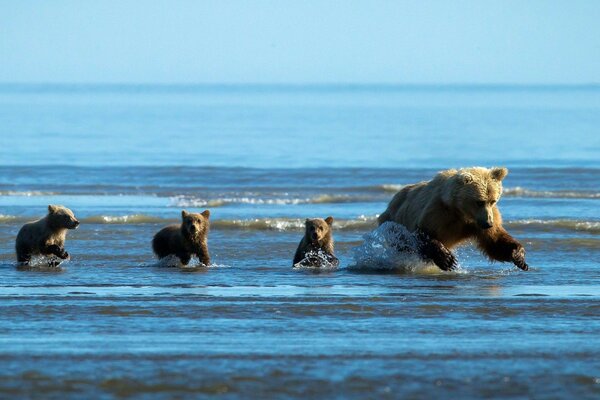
0, 85, 599, 399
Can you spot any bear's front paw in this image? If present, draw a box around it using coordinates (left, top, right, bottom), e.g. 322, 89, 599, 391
437, 249, 458, 271
512, 247, 528, 271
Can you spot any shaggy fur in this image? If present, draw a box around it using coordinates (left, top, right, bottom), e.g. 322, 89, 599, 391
15, 205, 80, 266
152, 210, 211, 266
293, 216, 339, 267
378, 167, 528, 271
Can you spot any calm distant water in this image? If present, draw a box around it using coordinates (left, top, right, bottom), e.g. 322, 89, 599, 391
0, 85, 599, 399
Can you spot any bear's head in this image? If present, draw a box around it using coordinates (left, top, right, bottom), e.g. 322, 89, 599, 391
181, 209, 210, 241
305, 216, 334, 246
450, 167, 508, 230
47, 205, 80, 230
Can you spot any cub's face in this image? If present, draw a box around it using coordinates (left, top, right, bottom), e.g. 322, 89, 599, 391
457, 167, 507, 229
305, 216, 334, 245
181, 209, 210, 239
48, 205, 80, 229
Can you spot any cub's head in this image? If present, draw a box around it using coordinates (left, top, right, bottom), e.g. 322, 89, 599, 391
47, 205, 80, 230
452, 167, 508, 230
305, 216, 334, 245
181, 209, 210, 240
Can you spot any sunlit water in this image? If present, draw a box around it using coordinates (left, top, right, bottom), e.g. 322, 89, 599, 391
0, 85, 599, 399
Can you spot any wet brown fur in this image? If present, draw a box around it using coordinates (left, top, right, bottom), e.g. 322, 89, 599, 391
15, 205, 80, 266
152, 210, 211, 266
293, 216, 338, 266
378, 167, 528, 271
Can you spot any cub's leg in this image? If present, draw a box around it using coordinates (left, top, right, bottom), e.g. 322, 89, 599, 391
197, 243, 210, 266
176, 252, 191, 266
45, 244, 69, 259
16, 243, 31, 264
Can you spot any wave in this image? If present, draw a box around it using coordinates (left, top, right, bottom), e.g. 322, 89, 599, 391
503, 187, 600, 199
0, 190, 57, 196
213, 216, 376, 231
1, 213, 598, 234
168, 194, 375, 207
506, 219, 600, 234
1, 185, 597, 202
83, 214, 169, 224
377, 185, 599, 199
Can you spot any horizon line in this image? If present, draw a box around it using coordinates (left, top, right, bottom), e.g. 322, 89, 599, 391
0, 82, 599, 88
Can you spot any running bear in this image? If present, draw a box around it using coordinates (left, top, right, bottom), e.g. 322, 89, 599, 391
152, 210, 211, 266
378, 167, 528, 271
293, 216, 339, 267
15, 205, 80, 266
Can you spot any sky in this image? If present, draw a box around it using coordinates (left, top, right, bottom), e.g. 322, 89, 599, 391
1, 0, 599, 84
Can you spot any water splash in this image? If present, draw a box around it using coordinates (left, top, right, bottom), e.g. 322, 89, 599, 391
350, 221, 441, 273
293, 249, 340, 271
17, 255, 66, 270
154, 255, 226, 269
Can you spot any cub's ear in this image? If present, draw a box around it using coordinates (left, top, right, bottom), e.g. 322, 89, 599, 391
181, 210, 189, 219
491, 167, 508, 181
48, 205, 58, 214
458, 172, 473, 184
324, 216, 334, 226
201, 209, 211, 219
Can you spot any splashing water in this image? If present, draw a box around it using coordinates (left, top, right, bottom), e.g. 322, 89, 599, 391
293, 249, 340, 271
351, 221, 441, 273
154, 255, 226, 269
17, 255, 66, 269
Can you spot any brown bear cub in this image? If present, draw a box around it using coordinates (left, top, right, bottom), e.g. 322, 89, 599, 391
152, 210, 211, 266
293, 216, 339, 267
378, 167, 528, 271
16, 205, 80, 267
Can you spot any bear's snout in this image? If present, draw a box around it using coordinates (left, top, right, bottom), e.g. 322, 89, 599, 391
72, 220, 80, 229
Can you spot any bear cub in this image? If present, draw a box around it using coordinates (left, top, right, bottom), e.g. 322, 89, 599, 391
16, 205, 80, 267
152, 210, 211, 266
293, 216, 339, 267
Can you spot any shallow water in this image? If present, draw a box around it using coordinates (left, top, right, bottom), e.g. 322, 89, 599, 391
0, 85, 599, 399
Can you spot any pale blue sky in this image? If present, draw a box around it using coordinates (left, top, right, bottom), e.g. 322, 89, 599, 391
1, 0, 599, 84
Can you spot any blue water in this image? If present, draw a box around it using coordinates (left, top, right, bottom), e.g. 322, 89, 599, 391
0, 85, 599, 399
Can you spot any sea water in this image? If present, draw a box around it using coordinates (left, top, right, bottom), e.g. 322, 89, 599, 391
0, 85, 598, 398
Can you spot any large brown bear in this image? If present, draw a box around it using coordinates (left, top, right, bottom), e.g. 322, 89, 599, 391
378, 167, 528, 271
293, 216, 339, 267
152, 210, 211, 266
15, 205, 80, 266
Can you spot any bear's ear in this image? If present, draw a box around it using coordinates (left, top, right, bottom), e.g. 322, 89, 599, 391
324, 216, 334, 226
181, 210, 189, 219
48, 205, 58, 214
201, 209, 210, 219
491, 167, 508, 181
458, 172, 474, 184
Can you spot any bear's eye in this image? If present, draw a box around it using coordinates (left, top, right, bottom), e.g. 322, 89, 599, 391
476, 201, 485, 207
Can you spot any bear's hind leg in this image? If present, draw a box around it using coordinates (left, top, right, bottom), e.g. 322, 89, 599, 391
415, 230, 458, 271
